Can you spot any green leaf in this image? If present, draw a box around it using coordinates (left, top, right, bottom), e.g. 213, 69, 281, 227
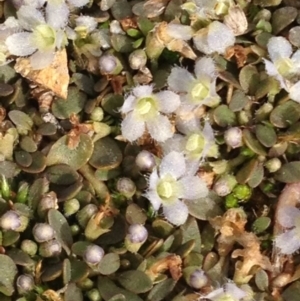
0, 254, 18, 296
275, 162, 300, 183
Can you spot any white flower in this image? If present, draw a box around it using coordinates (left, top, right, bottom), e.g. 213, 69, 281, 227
161, 119, 218, 162
167, 57, 220, 121
5, 4, 69, 69
193, 21, 235, 55
264, 36, 300, 103
199, 282, 247, 301
144, 151, 208, 225
275, 206, 300, 254
120, 85, 180, 142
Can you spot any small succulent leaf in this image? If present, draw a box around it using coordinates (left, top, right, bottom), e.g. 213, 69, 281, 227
0, 254, 18, 296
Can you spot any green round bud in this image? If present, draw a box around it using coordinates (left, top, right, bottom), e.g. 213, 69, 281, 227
90, 107, 104, 122
233, 184, 252, 201
70, 224, 81, 236
77, 278, 94, 290
21, 239, 38, 256
225, 194, 239, 209
64, 198, 80, 217
86, 288, 102, 301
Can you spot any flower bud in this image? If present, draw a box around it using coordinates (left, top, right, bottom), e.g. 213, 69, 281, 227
83, 245, 105, 265
265, 158, 281, 173
16, 274, 34, 295
116, 178, 136, 198
213, 174, 237, 196
21, 239, 38, 256
33, 223, 55, 243
225, 194, 239, 209
39, 239, 62, 257
0, 210, 28, 232
187, 269, 208, 289
99, 53, 123, 75
224, 127, 243, 149
135, 150, 156, 172
129, 49, 147, 70
125, 224, 148, 253
70, 224, 81, 236
37, 192, 58, 218
76, 204, 99, 228
90, 107, 104, 122
64, 198, 80, 217
77, 277, 94, 290
86, 288, 101, 301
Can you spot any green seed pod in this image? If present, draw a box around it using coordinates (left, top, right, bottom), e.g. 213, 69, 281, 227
33, 223, 55, 243
21, 239, 38, 256
64, 198, 80, 217
39, 239, 62, 257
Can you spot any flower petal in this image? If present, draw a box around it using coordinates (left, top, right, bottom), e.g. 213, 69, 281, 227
207, 22, 235, 54
121, 112, 145, 142
5, 32, 36, 56
30, 50, 55, 70
68, 0, 89, 7
163, 200, 189, 226
144, 190, 162, 211
120, 95, 137, 114
277, 206, 300, 228
75, 16, 98, 32
289, 81, 300, 103
156, 90, 181, 114
133, 85, 153, 98
159, 151, 186, 179
146, 114, 173, 142
275, 229, 300, 255
178, 176, 208, 200
263, 59, 287, 90
161, 134, 185, 155
46, 2, 69, 29
267, 36, 292, 62
225, 283, 247, 300
194, 57, 216, 80
167, 67, 195, 93
148, 168, 159, 190
17, 5, 45, 30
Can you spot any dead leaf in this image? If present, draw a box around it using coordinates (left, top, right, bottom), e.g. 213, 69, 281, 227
14, 49, 69, 99
224, 6, 248, 36
146, 254, 182, 281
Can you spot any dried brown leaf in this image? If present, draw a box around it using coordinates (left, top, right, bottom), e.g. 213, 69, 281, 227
14, 49, 69, 99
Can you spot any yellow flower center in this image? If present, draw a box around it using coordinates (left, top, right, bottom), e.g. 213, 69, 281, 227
32, 24, 56, 51
191, 82, 209, 103
136, 97, 158, 120
275, 57, 294, 78
157, 174, 180, 204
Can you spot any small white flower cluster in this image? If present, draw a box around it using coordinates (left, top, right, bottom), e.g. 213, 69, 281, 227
264, 36, 300, 103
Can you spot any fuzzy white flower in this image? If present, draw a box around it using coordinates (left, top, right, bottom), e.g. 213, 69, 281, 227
161, 119, 218, 162
120, 85, 180, 142
264, 36, 300, 103
168, 57, 220, 112
199, 282, 247, 301
275, 206, 300, 254
193, 21, 235, 55
144, 151, 208, 225
5, 3, 69, 69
